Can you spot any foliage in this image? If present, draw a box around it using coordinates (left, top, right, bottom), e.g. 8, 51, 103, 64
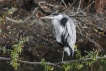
39, 49, 106, 71
41, 59, 54, 71
1, 7, 17, 19
62, 63, 72, 71
10, 39, 24, 70
9, 44, 105, 71
1, 44, 103, 71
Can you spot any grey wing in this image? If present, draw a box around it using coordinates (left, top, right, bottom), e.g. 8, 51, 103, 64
66, 20, 76, 47
62, 14, 76, 45
62, 20, 76, 55
62, 13, 76, 48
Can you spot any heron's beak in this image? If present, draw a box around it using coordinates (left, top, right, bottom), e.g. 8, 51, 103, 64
41, 16, 54, 19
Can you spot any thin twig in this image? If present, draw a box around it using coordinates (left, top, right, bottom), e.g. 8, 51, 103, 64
70, 0, 76, 9
38, 1, 46, 4
88, 39, 104, 51
61, 0, 68, 8
77, 0, 82, 12
75, 19, 84, 37
77, 30, 103, 51
6, 7, 38, 23
72, 1, 94, 16
75, 17, 103, 51
69, 15, 89, 17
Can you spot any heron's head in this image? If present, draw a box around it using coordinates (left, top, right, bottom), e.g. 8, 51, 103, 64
41, 13, 63, 21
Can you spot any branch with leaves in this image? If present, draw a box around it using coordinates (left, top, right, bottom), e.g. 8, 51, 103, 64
0, 56, 106, 66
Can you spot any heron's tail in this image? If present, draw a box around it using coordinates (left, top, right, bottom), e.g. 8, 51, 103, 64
64, 46, 74, 57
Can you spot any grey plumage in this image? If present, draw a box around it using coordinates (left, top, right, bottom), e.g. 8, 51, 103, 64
41, 13, 76, 57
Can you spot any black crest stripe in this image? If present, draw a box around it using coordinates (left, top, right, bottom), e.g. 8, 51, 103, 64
60, 17, 68, 27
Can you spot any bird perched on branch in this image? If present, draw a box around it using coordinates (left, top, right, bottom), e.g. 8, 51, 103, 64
41, 13, 76, 61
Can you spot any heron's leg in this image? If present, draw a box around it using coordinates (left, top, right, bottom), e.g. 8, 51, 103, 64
62, 51, 64, 62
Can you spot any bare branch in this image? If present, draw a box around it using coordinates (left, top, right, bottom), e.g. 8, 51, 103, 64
77, 29, 103, 51
6, 7, 38, 23
75, 17, 104, 51
38, 1, 46, 4
88, 39, 104, 51
61, 0, 68, 8
75, 19, 84, 37
69, 0, 76, 9
72, 1, 94, 16
76, 0, 82, 12
35, 2, 51, 15
69, 15, 89, 17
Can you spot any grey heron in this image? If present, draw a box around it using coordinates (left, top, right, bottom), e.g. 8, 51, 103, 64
41, 13, 76, 61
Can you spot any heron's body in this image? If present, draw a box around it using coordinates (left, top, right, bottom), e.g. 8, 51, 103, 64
41, 13, 76, 57
51, 13, 76, 56
51, 18, 63, 43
